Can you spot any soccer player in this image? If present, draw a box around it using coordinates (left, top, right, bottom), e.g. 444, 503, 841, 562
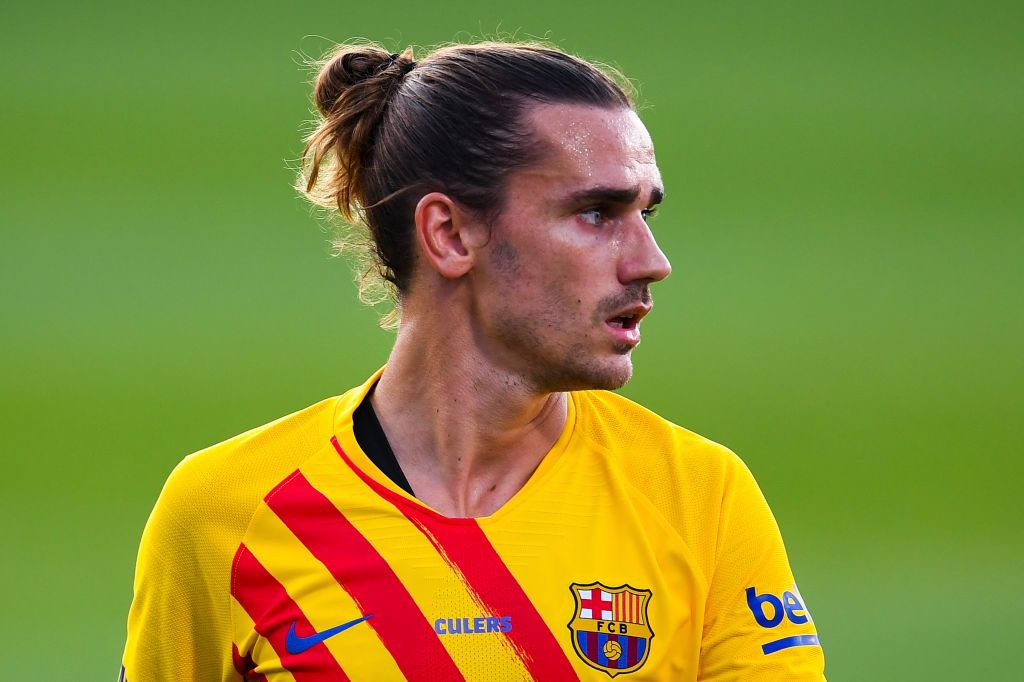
120, 41, 825, 680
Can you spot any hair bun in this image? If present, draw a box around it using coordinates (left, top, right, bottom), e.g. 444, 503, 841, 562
313, 46, 410, 116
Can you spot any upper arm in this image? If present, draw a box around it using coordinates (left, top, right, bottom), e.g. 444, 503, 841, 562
697, 454, 826, 681
121, 459, 243, 681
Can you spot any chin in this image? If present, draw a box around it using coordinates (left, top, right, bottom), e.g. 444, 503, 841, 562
541, 350, 634, 392
590, 360, 634, 390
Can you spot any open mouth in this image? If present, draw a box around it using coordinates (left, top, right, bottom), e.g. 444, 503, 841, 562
606, 314, 640, 330
603, 304, 650, 347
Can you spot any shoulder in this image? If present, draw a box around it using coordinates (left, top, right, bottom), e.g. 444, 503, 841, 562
147, 394, 342, 548
572, 389, 758, 571
126, 393, 348, 672
573, 388, 746, 480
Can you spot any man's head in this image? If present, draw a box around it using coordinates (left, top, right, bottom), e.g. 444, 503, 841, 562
456, 103, 670, 390
301, 41, 671, 390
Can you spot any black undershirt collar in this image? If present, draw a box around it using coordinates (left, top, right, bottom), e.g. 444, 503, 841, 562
351, 385, 415, 497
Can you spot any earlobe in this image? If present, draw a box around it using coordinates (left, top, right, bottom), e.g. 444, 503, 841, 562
414, 192, 477, 279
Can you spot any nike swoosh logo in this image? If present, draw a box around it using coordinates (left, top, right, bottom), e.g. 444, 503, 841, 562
285, 614, 374, 654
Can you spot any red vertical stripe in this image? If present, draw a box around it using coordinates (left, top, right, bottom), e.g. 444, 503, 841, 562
627, 634, 638, 666
264, 470, 464, 682
332, 437, 579, 682
585, 631, 598, 663
231, 544, 349, 681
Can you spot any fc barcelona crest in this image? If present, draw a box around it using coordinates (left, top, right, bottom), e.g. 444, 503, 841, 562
568, 582, 653, 677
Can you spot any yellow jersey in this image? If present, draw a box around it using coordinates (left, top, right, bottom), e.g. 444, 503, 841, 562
121, 368, 825, 680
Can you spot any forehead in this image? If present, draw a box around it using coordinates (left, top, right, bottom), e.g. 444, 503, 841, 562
520, 103, 660, 194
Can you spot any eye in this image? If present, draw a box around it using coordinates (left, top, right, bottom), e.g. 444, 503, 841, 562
579, 207, 605, 226
641, 207, 658, 222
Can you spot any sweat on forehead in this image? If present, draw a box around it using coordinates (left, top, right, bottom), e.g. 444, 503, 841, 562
517, 104, 660, 198
525, 104, 656, 170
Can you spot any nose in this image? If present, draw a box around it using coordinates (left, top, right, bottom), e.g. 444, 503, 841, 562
618, 218, 672, 285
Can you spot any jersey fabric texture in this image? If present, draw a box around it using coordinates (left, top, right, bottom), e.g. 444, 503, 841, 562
121, 368, 825, 681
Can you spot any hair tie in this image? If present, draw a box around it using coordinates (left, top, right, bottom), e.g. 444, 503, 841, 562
383, 52, 417, 76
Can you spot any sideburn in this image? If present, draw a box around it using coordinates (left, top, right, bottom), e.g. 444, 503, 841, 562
488, 237, 522, 277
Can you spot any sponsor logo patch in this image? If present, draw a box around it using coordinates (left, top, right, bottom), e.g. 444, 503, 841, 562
745, 585, 811, 628
746, 584, 820, 655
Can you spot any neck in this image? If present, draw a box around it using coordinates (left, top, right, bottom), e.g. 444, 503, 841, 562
370, 310, 568, 518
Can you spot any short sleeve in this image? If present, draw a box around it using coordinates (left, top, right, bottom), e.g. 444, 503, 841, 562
697, 453, 826, 681
120, 458, 242, 681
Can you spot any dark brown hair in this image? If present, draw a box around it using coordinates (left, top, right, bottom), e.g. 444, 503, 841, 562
299, 40, 633, 324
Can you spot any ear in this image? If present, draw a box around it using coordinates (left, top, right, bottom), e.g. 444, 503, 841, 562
413, 192, 486, 279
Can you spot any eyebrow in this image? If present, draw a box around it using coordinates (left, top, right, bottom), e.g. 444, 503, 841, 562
563, 185, 665, 207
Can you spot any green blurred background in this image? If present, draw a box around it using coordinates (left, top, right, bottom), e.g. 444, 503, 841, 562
2, 1, 1021, 679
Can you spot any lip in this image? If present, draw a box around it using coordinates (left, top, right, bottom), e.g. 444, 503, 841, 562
604, 304, 652, 347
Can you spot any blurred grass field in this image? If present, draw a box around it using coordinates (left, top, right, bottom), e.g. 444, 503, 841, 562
2, 1, 1022, 679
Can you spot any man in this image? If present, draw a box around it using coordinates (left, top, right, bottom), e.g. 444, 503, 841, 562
121, 41, 825, 680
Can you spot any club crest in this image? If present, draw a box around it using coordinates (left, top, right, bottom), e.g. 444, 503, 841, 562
567, 582, 653, 677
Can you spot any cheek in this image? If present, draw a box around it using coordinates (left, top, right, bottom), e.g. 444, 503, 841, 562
544, 278, 598, 329
505, 266, 580, 326
488, 231, 606, 322
540, 260, 607, 322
